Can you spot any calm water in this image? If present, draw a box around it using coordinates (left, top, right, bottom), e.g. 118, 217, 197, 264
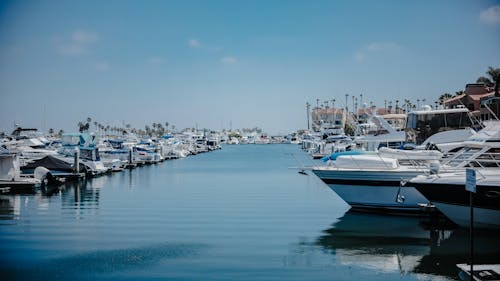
1, 144, 499, 281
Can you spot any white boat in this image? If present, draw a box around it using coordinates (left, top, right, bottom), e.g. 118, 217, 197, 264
0, 150, 41, 193
407, 121, 500, 228
57, 133, 108, 176
312, 153, 432, 212
310, 110, 491, 213
408, 169, 500, 229
354, 114, 406, 151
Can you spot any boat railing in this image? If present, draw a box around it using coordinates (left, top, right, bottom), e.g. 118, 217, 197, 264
441, 147, 500, 168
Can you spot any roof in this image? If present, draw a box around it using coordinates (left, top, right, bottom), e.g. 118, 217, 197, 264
443, 94, 466, 104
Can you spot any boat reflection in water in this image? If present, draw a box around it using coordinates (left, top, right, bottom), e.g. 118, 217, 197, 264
316, 211, 500, 280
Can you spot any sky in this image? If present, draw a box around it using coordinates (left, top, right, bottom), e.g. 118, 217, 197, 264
0, 0, 499, 135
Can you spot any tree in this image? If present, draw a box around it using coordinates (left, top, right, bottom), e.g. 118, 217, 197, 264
439, 93, 453, 103
486, 66, 500, 96
477, 76, 494, 87
78, 121, 85, 133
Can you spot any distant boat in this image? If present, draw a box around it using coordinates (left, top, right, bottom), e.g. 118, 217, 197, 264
57, 133, 108, 176
21, 155, 84, 183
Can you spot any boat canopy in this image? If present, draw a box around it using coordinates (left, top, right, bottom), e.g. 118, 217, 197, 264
22, 155, 74, 173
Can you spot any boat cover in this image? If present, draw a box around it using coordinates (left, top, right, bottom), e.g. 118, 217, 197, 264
22, 155, 74, 172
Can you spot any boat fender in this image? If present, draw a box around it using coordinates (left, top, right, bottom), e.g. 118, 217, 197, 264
34, 166, 51, 186
429, 161, 440, 175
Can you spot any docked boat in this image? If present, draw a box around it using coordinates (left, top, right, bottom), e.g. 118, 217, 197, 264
57, 133, 109, 176
21, 155, 85, 182
312, 152, 434, 212
310, 108, 489, 213
408, 169, 500, 229
406, 121, 500, 228
0, 150, 41, 193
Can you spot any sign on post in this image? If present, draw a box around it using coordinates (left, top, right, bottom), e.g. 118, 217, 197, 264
466, 168, 476, 193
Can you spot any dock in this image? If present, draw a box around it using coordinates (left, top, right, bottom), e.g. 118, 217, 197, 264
457, 263, 500, 281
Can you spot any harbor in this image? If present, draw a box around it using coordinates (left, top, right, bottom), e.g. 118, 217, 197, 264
2, 1, 500, 280
1, 81, 500, 280
1, 144, 499, 281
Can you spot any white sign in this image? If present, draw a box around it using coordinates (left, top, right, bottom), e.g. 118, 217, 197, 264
466, 168, 476, 193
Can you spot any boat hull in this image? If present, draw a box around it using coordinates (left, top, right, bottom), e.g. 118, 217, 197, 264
434, 202, 500, 229
312, 169, 427, 212
326, 183, 429, 212
411, 179, 500, 228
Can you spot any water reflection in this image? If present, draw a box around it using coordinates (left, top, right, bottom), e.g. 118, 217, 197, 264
414, 228, 500, 279
59, 180, 101, 219
0, 195, 20, 221
316, 210, 500, 279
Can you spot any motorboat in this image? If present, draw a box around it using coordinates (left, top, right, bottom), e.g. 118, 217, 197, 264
312, 151, 434, 212
406, 121, 500, 227
408, 169, 500, 229
310, 117, 497, 213
0, 150, 41, 193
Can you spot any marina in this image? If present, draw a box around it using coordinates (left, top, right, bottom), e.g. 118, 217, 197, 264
1, 1, 500, 280
1, 144, 499, 281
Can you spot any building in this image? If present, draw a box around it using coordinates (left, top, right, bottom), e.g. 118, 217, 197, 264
311, 107, 347, 132
443, 83, 496, 119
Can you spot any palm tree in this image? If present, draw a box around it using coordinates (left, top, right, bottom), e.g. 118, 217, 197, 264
477, 76, 494, 87
439, 93, 453, 104
486, 66, 500, 96
77, 121, 85, 133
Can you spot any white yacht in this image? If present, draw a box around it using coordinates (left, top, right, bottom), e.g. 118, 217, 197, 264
311, 113, 493, 213
409, 169, 500, 229
312, 150, 440, 212
407, 121, 500, 228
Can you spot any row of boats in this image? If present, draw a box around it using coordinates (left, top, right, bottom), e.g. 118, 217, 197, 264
301, 107, 499, 230
0, 129, 226, 194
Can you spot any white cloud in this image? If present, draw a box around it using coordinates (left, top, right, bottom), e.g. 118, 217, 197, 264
355, 42, 401, 62
58, 29, 98, 56
189, 39, 201, 48
221, 56, 237, 65
366, 42, 401, 51
147, 56, 166, 65
59, 44, 87, 55
480, 5, 500, 25
93, 61, 110, 71
354, 52, 365, 62
72, 29, 98, 44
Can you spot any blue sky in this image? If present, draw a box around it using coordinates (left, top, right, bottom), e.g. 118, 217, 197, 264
1, 0, 499, 134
